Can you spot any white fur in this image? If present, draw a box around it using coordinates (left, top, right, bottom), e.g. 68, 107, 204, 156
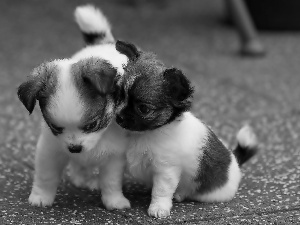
29, 125, 68, 207
28, 59, 131, 209
72, 44, 128, 75
49, 59, 83, 125
126, 112, 207, 217
28, 65, 131, 208
126, 112, 243, 218
73, 5, 128, 76
28, 6, 131, 209
44, 60, 108, 152
74, 4, 114, 43
29, 121, 130, 210
126, 112, 207, 185
237, 125, 257, 148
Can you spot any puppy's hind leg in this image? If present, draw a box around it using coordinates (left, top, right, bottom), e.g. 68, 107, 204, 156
29, 128, 68, 207
191, 154, 242, 203
98, 155, 130, 210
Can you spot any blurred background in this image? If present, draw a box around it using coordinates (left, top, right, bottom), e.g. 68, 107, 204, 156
1, 0, 300, 118
1, 0, 300, 224
1, 0, 300, 142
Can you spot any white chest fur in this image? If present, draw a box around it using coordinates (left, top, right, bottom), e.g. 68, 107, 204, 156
126, 112, 208, 185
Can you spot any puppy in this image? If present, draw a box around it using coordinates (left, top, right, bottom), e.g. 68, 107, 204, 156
115, 41, 259, 218
17, 5, 131, 210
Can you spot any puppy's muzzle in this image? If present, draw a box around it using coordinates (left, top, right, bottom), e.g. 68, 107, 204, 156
68, 145, 83, 153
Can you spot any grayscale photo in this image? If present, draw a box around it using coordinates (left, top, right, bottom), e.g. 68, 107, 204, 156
1, 0, 299, 224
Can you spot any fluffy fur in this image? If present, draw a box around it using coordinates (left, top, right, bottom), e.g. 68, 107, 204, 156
74, 4, 114, 44
115, 41, 259, 218
17, 5, 130, 210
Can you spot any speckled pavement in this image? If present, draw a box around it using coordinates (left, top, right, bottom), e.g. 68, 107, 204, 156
1, 0, 300, 224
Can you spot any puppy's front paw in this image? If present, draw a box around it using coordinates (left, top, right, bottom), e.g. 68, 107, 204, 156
102, 194, 131, 210
148, 203, 171, 218
28, 190, 54, 207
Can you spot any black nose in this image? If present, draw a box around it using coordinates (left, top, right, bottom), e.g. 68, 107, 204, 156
68, 145, 82, 153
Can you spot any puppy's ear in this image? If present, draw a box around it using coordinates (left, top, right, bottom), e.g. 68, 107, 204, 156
116, 40, 140, 61
81, 59, 117, 96
163, 68, 194, 110
17, 63, 53, 114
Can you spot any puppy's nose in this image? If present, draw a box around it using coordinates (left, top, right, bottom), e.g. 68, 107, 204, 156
68, 145, 82, 153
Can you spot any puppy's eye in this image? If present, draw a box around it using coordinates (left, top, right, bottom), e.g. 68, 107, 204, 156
82, 120, 100, 133
48, 123, 64, 136
136, 103, 154, 116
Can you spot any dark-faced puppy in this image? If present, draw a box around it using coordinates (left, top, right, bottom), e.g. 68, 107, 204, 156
115, 41, 193, 131
17, 5, 130, 210
115, 40, 259, 218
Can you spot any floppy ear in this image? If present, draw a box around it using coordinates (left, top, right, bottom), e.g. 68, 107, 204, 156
163, 68, 194, 110
81, 58, 117, 96
116, 40, 140, 61
17, 63, 51, 114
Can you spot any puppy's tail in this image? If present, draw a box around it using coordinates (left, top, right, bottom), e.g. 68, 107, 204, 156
74, 5, 114, 45
233, 125, 259, 166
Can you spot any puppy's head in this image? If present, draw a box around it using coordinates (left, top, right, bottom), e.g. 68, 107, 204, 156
115, 40, 194, 132
18, 57, 118, 153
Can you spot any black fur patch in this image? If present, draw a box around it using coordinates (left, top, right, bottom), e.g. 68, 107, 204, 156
82, 32, 106, 45
42, 113, 64, 136
195, 127, 231, 194
71, 58, 116, 129
116, 51, 171, 131
163, 68, 194, 123
116, 40, 140, 61
17, 62, 58, 114
233, 144, 258, 166
115, 43, 194, 132
17, 62, 61, 136
117, 76, 171, 131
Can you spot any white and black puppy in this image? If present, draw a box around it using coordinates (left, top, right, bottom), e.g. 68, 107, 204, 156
115, 41, 259, 218
17, 5, 131, 210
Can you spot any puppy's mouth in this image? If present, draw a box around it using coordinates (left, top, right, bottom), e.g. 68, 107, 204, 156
68, 145, 83, 153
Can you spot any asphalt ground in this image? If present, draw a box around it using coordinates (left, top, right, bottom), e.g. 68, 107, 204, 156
0, 0, 300, 224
